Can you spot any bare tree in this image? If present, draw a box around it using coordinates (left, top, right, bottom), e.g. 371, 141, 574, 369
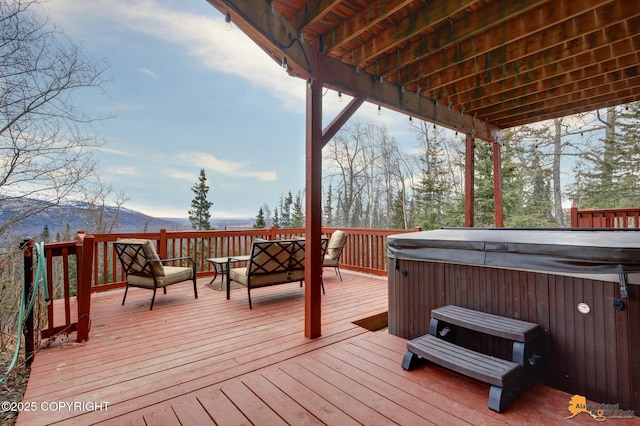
80, 179, 129, 233
0, 0, 110, 237
324, 121, 375, 227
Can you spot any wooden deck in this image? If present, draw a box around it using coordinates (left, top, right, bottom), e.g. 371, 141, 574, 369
18, 271, 635, 425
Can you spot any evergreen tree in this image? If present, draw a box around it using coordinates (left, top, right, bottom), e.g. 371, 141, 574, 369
473, 141, 496, 227
63, 223, 72, 241
574, 104, 640, 208
290, 192, 304, 228
520, 149, 556, 226
188, 169, 213, 230
412, 124, 454, 230
40, 224, 50, 243
280, 191, 293, 228
254, 207, 266, 229
324, 184, 333, 226
389, 190, 407, 229
272, 207, 280, 228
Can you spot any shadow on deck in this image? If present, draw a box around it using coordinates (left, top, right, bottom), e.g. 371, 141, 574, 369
18, 271, 632, 425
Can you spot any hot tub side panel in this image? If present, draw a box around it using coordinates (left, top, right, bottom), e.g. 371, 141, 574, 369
388, 258, 637, 413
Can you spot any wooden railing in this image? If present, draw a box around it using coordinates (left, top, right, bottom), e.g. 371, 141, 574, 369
40, 226, 421, 342
570, 206, 640, 228
38, 233, 93, 342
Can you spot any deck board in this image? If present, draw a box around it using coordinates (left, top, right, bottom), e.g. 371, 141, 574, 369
18, 271, 638, 425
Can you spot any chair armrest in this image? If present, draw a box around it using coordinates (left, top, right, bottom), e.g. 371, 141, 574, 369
162, 256, 195, 263
152, 256, 196, 271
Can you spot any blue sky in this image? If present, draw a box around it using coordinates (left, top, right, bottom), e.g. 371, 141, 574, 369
43, 0, 415, 218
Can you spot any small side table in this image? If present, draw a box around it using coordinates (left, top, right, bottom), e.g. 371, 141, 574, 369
206, 255, 250, 289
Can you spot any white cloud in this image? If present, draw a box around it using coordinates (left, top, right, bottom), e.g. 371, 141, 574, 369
44, 0, 306, 110
138, 68, 159, 79
177, 152, 278, 182
165, 169, 197, 182
106, 166, 138, 176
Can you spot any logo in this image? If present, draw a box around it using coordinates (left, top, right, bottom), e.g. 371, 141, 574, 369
566, 395, 635, 421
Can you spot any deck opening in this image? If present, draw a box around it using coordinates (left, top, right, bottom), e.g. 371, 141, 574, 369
353, 312, 388, 331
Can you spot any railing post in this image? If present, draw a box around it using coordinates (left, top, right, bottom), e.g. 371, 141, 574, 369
269, 226, 277, 240
158, 228, 168, 258
76, 233, 94, 342
21, 238, 35, 366
570, 205, 578, 228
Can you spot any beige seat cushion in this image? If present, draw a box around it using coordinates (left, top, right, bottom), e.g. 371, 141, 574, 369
323, 254, 339, 267
128, 266, 193, 288
229, 267, 296, 288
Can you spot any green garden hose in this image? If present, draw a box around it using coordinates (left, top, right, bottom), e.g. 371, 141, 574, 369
0, 242, 49, 384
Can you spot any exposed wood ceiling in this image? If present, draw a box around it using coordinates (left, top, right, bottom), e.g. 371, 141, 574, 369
205, 0, 640, 142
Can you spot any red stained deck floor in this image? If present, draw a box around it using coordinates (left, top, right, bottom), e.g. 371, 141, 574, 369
18, 271, 636, 425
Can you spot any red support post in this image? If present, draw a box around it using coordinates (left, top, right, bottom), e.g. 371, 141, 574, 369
570, 205, 578, 228
305, 75, 323, 339
76, 234, 94, 342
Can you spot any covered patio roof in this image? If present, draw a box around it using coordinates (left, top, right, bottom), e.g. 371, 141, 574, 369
204, 0, 640, 338
206, 0, 640, 142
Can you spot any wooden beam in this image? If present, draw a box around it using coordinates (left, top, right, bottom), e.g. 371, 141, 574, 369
493, 142, 504, 228
318, 54, 502, 142
294, 0, 341, 32
322, 96, 366, 147
465, 133, 474, 228
305, 75, 323, 339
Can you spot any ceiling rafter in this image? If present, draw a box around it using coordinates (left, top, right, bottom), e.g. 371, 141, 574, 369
336, 0, 476, 70
289, 0, 342, 31
507, 89, 640, 128
424, 18, 640, 106
423, 1, 636, 112
468, 51, 640, 122
321, 0, 413, 54
376, 0, 550, 81
404, 0, 619, 101
487, 70, 640, 125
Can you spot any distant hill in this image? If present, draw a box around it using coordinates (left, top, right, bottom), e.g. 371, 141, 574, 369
0, 199, 254, 241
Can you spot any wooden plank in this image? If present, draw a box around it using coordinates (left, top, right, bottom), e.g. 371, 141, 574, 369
260, 367, 361, 426
241, 373, 323, 426
142, 405, 181, 426
197, 392, 251, 426
278, 362, 398, 425
221, 381, 288, 426
171, 398, 216, 425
